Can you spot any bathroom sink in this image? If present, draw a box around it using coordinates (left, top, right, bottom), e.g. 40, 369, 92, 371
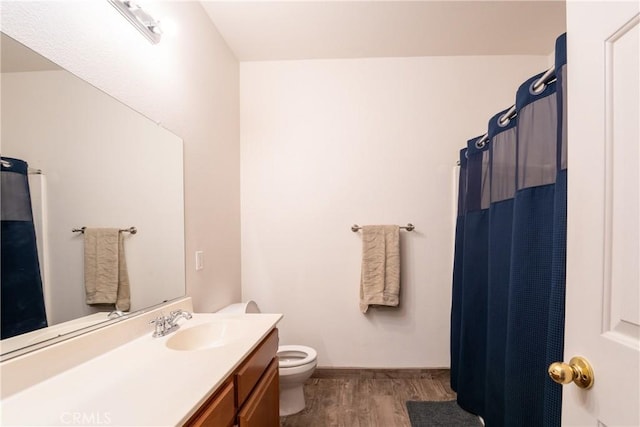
165, 320, 249, 351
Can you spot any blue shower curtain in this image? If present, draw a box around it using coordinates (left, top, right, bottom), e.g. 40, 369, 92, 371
450, 33, 566, 427
485, 107, 517, 427
543, 33, 567, 427
455, 135, 490, 416
450, 148, 467, 393
1, 157, 48, 339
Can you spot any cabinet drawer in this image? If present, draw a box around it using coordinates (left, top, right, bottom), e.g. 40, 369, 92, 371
185, 380, 235, 427
238, 358, 279, 427
235, 329, 278, 408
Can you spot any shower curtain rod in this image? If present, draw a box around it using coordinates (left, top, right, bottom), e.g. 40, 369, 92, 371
455, 66, 556, 165
474, 66, 556, 150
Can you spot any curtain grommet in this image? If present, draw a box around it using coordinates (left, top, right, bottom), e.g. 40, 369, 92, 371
530, 79, 546, 96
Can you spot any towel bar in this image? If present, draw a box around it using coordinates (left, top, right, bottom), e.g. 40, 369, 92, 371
72, 226, 137, 234
351, 223, 414, 232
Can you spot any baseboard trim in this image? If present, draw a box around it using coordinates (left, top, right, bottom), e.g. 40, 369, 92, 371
312, 367, 450, 379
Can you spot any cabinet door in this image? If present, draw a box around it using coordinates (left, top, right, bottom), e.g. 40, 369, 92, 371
237, 358, 279, 427
185, 381, 235, 427
236, 329, 279, 408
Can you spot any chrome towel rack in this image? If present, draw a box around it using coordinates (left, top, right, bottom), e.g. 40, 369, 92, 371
72, 226, 137, 234
351, 223, 415, 232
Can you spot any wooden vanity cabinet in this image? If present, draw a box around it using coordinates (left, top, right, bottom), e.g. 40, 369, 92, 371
186, 381, 235, 427
237, 358, 279, 427
185, 328, 279, 427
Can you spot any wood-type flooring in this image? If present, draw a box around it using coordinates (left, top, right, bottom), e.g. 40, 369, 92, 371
280, 368, 455, 427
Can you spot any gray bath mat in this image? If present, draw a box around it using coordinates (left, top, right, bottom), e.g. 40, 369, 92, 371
406, 400, 482, 427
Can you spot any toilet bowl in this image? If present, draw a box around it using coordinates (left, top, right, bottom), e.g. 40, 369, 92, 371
278, 345, 317, 416
215, 301, 317, 416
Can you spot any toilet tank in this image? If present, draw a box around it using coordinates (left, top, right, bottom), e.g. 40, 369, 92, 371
215, 301, 260, 314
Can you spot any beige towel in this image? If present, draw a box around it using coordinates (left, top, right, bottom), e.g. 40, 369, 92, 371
359, 225, 400, 313
84, 228, 131, 311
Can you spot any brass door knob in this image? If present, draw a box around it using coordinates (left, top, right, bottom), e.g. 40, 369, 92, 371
548, 356, 594, 389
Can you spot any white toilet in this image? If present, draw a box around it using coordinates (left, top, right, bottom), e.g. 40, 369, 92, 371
277, 344, 317, 416
216, 301, 317, 416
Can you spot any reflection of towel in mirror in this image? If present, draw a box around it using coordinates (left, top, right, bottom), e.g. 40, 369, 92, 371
359, 225, 400, 313
84, 228, 130, 311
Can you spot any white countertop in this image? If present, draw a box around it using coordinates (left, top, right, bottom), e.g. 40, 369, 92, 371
0, 313, 282, 426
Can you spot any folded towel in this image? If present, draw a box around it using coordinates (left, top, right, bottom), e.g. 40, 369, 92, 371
84, 228, 130, 311
359, 225, 400, 313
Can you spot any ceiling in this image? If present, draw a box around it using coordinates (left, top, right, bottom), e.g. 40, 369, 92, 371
201, 1, 567, 61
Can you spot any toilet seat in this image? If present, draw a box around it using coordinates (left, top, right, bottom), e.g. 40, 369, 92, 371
278, 345, 317, 368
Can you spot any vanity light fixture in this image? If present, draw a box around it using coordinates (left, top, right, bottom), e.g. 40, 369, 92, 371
108, 0, 162, 44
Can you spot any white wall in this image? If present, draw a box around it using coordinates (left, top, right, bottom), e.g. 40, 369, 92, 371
1, 1, 241, 312
241, 55, 549, 367
2, 70, 184, 325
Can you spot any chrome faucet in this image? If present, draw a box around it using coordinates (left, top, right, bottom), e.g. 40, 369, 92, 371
169, 309, 193, 324
108, 310, 126, 319
150, 310, 192, 338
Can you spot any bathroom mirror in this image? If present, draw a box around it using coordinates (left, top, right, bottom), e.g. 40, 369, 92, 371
0, 33, 186, 359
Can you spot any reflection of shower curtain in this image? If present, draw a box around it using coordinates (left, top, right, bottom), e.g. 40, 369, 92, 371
450, 34, 567, 427
1, 157, 48, 339
28, 172, 52, 324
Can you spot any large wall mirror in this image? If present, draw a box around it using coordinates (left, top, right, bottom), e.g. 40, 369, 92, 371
0, 33, 186, 360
